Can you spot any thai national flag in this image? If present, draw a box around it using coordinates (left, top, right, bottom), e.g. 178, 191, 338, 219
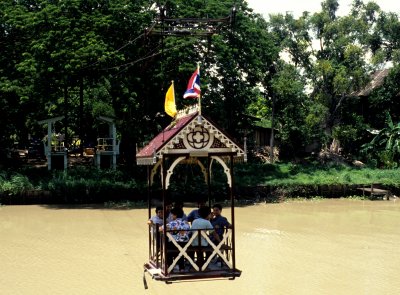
183, 68, 200, 99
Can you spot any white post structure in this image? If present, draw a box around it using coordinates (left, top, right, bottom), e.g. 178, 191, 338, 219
38, 116, 66, 170
96, 116, 119, 170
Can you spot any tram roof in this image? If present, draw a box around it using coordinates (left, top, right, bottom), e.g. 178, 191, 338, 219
136, 109, 245, 165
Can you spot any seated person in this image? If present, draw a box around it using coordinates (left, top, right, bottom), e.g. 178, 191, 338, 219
187, 200, 206, 223
165, 201, 173, 223
190, 206, 220, 268
173, 201, 187, 221
211, 203, 232, 242
147, 206, 163, 226
147, 206, 163, 257
160, 207, 190, 272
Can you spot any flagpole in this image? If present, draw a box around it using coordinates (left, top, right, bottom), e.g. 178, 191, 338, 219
197, 62, 201, 116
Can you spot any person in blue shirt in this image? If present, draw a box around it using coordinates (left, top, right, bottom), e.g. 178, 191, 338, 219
211, 203, 232, 242
147, 206, 164, 256
173, 201, 187, 221
187, 200, 206, 223
147, 206, 163, 226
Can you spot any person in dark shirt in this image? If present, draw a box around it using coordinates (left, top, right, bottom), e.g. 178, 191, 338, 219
173, 201, 187, 221
211, 203, 232, 241
187, 200, 206, 223
165, 201, 173, 223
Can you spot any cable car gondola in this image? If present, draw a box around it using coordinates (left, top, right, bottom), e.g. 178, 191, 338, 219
137, 108, 245, 284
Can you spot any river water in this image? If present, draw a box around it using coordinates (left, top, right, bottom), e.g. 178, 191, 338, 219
1, 199, 399, 295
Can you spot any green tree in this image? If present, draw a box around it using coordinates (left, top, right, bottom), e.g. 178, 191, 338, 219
152, 0, 279, 137
0, 0, 153, 166
268, 0, 377, 155
270, 62, 311, 158
362, 113, 400, 167
0, 0, 281, 167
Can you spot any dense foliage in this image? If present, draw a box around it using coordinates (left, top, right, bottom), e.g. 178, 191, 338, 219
0, 166, 146, 204
0, 0, 400, 169
266, 0, 400, 163
0, 0, 278, 165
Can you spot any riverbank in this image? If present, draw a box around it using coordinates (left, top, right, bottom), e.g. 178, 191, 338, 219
1, 163, 400, 205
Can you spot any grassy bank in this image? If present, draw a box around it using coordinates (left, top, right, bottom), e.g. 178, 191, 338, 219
235, 162, 400, 186
1, 163, 399, 204
233, 163, 400, 202
0, 166, 146, 204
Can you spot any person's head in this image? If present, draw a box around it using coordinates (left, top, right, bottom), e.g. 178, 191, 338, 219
155, 206, 163, 217
174, 201, 184, 209
197, 199, 207, 209
198, 206, 211, 220
170, 207, 184, 219
212, 204, 223, 217
165, 201, 173, 213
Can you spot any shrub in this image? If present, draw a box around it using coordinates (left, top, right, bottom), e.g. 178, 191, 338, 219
0, 173, 33, 196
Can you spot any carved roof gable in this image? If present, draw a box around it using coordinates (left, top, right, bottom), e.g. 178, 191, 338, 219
136, 112, 244, 165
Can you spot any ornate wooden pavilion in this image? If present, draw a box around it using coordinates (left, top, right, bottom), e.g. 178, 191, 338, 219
137, 107, 245, 283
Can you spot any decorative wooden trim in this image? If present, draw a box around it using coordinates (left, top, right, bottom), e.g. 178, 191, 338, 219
211, 156, 232, 187
157, 116, 244, 158
166, 232, 200, 273
165, 156, 186, 189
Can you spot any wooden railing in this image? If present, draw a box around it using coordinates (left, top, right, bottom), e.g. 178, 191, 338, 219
97, 138, 113, 151
148, 224, 233, 274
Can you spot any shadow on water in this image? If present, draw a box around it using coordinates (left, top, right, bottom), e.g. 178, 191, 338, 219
39, 202, 146, 210
38, 200, 257, 210
39, 204, 106, 210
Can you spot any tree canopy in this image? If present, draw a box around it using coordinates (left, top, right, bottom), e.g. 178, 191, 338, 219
267, 0, 400, 162
1, 0, 400, 167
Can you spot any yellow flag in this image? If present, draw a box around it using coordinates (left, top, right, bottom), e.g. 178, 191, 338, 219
165, 82, 177, 118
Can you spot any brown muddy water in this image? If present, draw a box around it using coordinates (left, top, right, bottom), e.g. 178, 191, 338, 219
1, 199, 400, 295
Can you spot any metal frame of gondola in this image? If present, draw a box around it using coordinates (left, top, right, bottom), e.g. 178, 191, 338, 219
144, 154, 241, 283
139, 111, 245, 285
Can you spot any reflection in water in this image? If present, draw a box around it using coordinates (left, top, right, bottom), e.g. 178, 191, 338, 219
0, 199, 399, 295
